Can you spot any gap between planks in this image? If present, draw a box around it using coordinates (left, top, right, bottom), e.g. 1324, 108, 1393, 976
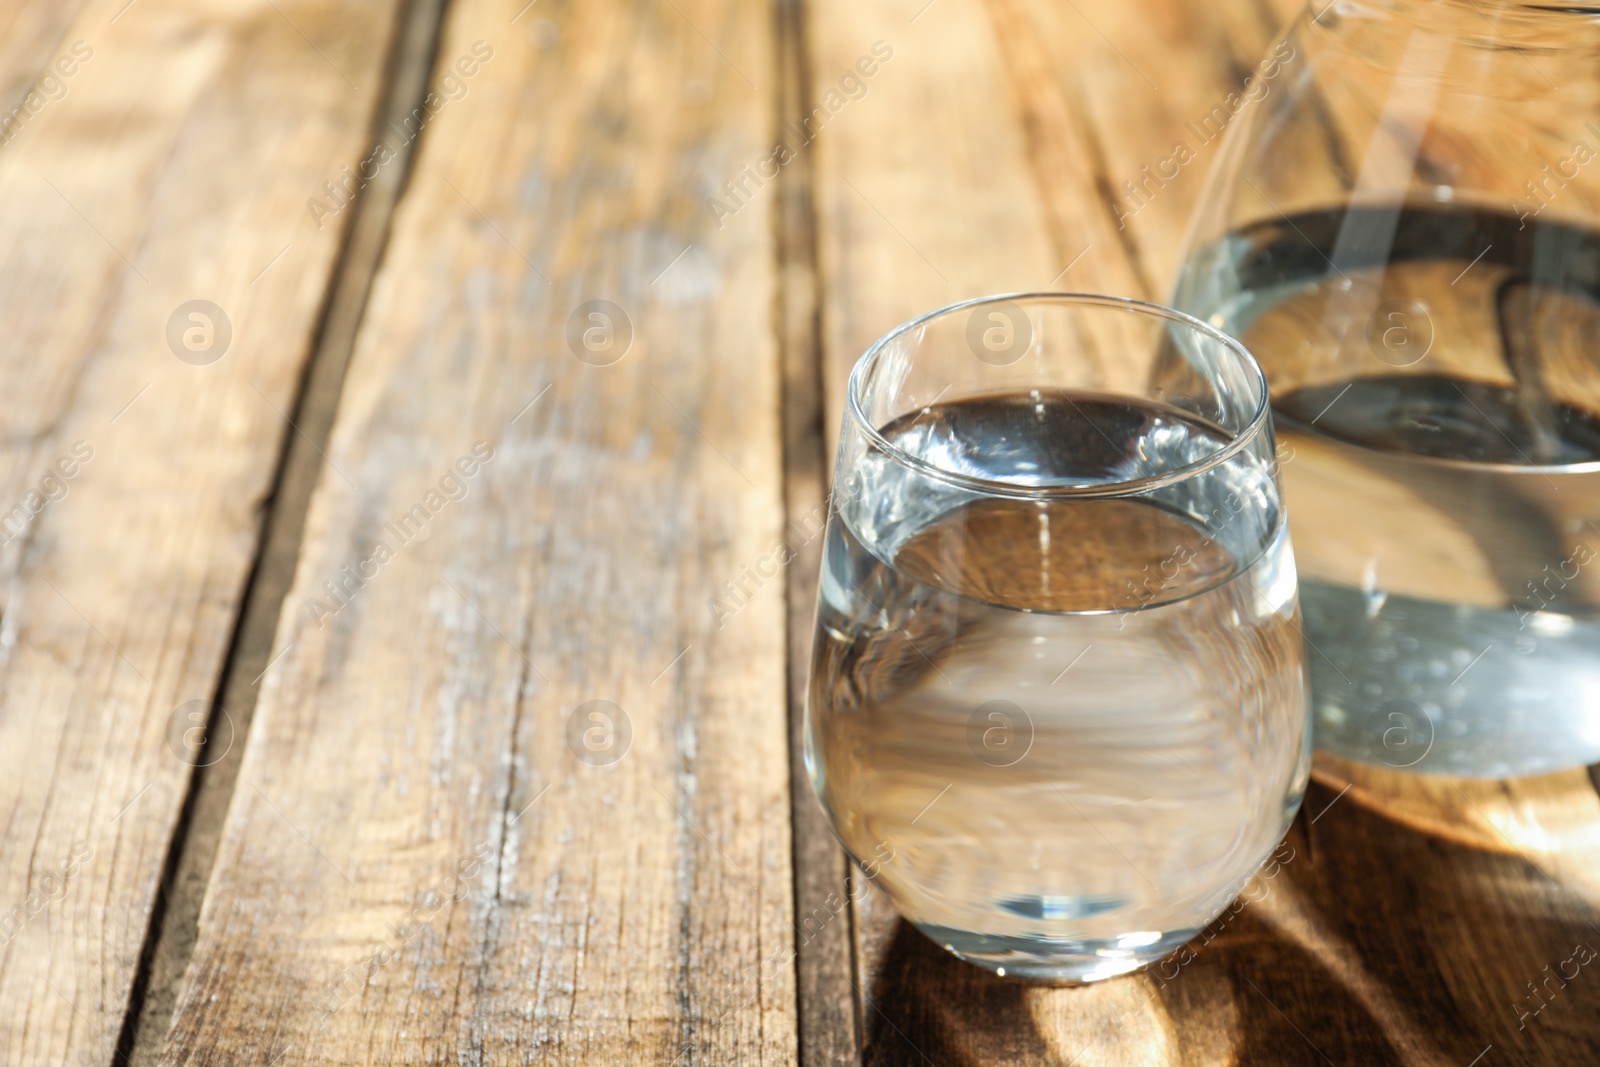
120, 0, 453, 1062
774, 2, 861, 1066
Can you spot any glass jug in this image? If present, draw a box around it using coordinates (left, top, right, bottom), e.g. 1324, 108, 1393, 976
1175, 0, 1600, 777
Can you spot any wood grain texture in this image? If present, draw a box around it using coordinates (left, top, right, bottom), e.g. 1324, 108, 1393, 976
805, 0, 1600, 1064
774, 0, 859, 1065
809, 0, 1060, 463
124, 0, 449, 1062
158, 0, 797, 1063
0, 0, 94, 137
0, 1, 405, 1064
10, 0, 1599, 1062
1002, 0, 1292, 293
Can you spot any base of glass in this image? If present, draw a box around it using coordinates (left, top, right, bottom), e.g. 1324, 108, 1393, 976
913, 922, 1199, 983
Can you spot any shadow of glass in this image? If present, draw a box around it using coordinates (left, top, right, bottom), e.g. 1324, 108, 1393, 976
859, 776, 1600, 1065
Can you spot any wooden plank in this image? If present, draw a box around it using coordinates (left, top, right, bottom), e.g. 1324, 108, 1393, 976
1004, 0, 1294, 293
1253, 764, 1600, 1066
809, 0, 1061, 463
805, 3, 1064, 1063
123, 1, 451, 1062
774, 0, 859, 1065
0, 1, 407, 1065
158, 0, 797, 1063
808, 0, 1600, 1063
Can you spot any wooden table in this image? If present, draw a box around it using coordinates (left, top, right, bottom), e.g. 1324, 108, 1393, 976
2, 0, 1598, 1063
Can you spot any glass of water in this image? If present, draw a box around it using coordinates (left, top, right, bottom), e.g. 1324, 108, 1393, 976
805, 293, 1310, 982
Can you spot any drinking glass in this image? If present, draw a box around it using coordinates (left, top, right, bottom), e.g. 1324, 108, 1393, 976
805, 293, 1310, 982
1174, 0, 1600, 776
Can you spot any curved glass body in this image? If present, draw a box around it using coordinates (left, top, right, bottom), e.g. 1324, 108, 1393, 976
805, 294, 1310, 982
1176, 0, 1600, 777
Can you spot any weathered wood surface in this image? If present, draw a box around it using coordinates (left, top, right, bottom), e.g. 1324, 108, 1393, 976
123, 1, 452, 1062
0, 0, 93, 130
157, 0, 797, 1064
0, 1, 406, 1065
4, 0, 1599, 1063
774, 1, 859, 1065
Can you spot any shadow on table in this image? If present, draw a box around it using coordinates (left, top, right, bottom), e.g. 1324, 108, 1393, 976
859, 775, 1600, 1066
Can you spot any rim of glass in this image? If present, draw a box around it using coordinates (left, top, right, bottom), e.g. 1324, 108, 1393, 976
845, 292, 1273, 501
